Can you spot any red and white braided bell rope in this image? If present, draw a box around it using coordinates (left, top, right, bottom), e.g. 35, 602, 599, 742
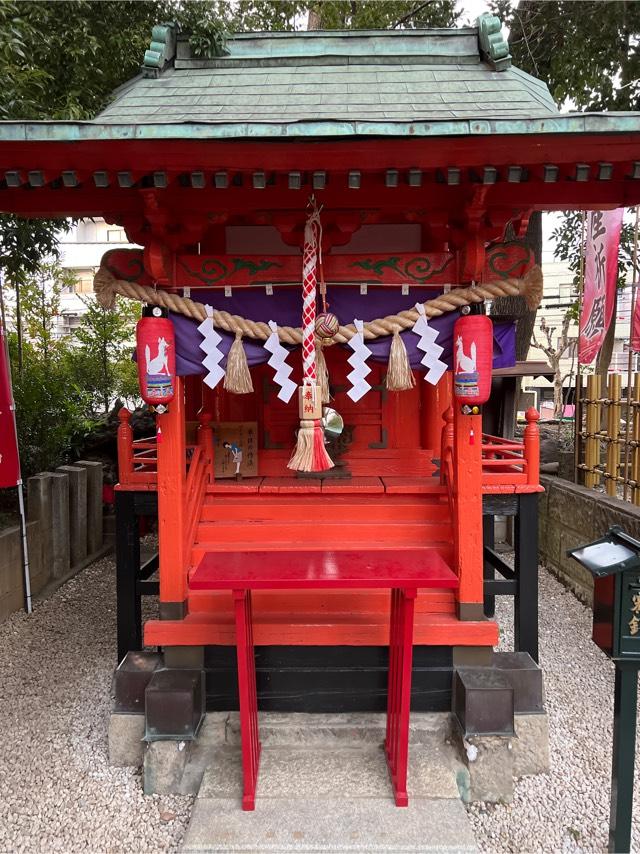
301, 207, 322, 386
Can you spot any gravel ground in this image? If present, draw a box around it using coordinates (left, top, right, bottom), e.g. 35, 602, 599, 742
469, 565, 640, 853
0, 554, 193, 854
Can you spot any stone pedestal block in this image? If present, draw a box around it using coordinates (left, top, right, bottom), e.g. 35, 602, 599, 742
143, 739, 190, 795
27, 473, 53, 576
76, 460, 103, 554
453, 721, 514, 804
56, 465, 87, 567
49, 473, 70, 579
25, 520, 44, 595
109, 713, 145, 767
513, 712, 550, 777
0, 525, 23, 616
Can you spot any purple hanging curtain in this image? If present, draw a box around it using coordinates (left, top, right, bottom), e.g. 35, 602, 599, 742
159, 286, 515, 376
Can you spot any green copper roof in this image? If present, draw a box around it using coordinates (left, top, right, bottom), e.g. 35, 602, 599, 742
96, 23, 558, 129
1, 112, 639, 142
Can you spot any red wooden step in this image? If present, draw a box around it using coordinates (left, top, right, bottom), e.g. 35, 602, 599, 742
199, 498, 450, 523
144, 611, 498, 648
190, 548, 458, 591
194, 520, 451, 546
190, 541, 454, 566
186, 587, 456, 616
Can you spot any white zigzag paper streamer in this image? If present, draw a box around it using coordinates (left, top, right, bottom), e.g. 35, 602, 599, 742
264, 320, 296, 403
197, 305, 225, 389
347, 318, 372, 402
412, 303, 448, 386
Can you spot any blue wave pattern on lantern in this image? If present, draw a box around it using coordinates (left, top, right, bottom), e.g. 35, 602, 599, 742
454, 372, 479, 397
146, 374, 174, 398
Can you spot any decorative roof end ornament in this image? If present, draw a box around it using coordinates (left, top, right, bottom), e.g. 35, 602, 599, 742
142, 23, 178, 78
477, 14, 511, 72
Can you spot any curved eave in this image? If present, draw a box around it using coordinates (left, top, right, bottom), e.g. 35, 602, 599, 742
0, 112, 639, 141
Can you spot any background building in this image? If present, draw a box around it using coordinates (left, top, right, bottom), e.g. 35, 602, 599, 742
55, 219, 132, 338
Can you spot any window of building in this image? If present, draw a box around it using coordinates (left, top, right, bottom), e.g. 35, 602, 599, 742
107, 228, 126, 242
75, 274, 94, 294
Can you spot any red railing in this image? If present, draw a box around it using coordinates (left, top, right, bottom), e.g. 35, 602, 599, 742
116, 409, 158, 487
184, 445, 209, 560
117, 407, 215, 490
481, 408, 540, 492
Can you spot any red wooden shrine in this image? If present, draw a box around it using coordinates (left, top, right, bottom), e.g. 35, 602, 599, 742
2, 19, 640, 809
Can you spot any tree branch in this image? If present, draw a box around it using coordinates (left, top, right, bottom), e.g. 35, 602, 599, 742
392, 1, 434, 28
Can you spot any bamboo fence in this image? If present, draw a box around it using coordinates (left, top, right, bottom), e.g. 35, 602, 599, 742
576, 372, 640, 503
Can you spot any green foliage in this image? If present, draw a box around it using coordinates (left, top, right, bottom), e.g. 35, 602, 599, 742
68, 295, 141, 416
492, 1, 640, 371
5, 261, 140, 475
304, 1, 458, 29
494, 1, 640, 111
8, 333, 92, 478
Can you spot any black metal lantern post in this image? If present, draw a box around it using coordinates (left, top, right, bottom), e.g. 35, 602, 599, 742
569, 526, 640, 853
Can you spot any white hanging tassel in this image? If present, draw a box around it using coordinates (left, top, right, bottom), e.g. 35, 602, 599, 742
224, 331, 253, 394
412, 303, 448, 385
197, 304, 225, 389
386, 329, 415, 391
264, 320, 296, 403
316, 343, 331, 404
347, 318, 372, 402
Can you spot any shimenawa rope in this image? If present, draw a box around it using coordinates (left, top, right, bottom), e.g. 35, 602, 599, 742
93, 264, 543, 345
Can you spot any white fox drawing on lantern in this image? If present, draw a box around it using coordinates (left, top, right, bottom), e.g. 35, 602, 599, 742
455, 335, 477, 374
145, 337, 171, 376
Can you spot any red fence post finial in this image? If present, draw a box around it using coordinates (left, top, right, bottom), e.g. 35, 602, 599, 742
440, 405, 454, 485
524, 407, 540, 486
197, 407, 215, 483
117, 407, 133, 486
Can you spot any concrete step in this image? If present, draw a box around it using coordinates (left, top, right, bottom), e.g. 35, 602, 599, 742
181, 796, 477, 853
180, 713, 475, 853
196, 744, 465, 802
173, 712, 462, 797
223, 712, 453, 749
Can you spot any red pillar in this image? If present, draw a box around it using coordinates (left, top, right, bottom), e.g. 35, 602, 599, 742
117, 407, 133, 487
453, 405, 484, 618
157, 376, 188, 616
524, 408, 541, 486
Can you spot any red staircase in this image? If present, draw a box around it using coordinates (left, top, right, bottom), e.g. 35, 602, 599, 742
145, 479, 498, 649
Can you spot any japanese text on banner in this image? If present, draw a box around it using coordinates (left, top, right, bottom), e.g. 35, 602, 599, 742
579, 208, 623, 366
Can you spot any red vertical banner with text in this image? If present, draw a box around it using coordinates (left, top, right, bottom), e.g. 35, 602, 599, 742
579, 208, 624, 366
631, 276, 640, 353
0, 317, 20, 488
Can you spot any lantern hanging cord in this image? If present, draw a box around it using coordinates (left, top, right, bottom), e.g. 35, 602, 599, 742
93, 264, 543, 346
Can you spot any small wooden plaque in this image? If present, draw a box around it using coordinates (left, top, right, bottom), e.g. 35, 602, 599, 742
213, 422, 258, 478
298, 385, 322, 420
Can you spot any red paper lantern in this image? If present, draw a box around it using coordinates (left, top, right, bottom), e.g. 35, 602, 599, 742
452, 314, 493, 405
136, 307, 176, 407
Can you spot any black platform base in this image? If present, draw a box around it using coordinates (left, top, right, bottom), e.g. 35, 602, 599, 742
204, 645, 453, 712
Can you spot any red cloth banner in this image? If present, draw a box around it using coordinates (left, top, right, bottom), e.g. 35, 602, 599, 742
579, 208, 624, 366
0, 319, 20, 488
632, 297, 640, 353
